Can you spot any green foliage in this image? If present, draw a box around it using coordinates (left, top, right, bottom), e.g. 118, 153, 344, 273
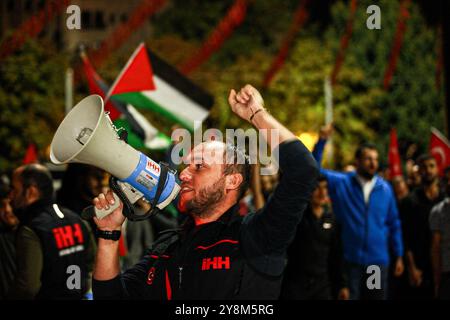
169, 35, 379, 167
0, 40, 67, 172
0, 0, 443, 172
326, 0, 444, 160
153, 0, 300, 66
151, 0, 437, 167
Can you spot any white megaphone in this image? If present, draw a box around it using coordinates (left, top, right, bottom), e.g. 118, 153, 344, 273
50, 95, 180, 221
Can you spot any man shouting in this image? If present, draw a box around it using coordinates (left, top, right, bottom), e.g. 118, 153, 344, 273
92, 84, 318, 299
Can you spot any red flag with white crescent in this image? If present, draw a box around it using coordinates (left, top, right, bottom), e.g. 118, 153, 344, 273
429, 127, 450, 176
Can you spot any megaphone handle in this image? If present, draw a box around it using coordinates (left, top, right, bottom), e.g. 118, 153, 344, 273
81, 192, 121, 220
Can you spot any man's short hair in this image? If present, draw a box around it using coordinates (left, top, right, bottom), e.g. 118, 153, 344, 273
416, 154, 436, 167
223, 144, 251, 200
314, 174, 327, 189
20, 164, 54, 203
317, 174, 327, 183
355, 143, 378, 160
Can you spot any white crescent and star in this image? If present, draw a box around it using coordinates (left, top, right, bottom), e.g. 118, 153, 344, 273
431, 146, 446, 166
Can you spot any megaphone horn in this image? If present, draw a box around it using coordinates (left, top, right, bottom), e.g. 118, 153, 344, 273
50, 95, 180, 221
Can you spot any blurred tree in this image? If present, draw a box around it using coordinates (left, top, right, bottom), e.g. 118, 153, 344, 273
152, 0, 300, 66
179, 36, 380, 168
326, 0, 444, 160
149, 0, 388, 167
0, 40, 67, 172
147, 7, 384, 167
0, 0, 443, 172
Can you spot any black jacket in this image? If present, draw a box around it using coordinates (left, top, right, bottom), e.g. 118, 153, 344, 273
93, 139, 319, 300
11, 200, 93, 299
281, 206, 346, 299
0, 224, 16, 299
400, 187, 445, 280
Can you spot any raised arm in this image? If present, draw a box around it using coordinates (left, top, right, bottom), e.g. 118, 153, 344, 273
312, 123, 333, 166
311, 123, 346, 195
228, 84, 296, 148
229, 85, 319, 276
91, 193, 127, 299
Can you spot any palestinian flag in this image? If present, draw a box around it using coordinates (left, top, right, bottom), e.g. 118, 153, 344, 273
106, 43, 214, 132
81, 52, 171, 151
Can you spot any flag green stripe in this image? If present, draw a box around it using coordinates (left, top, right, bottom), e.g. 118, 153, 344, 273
113, 118, 146, 149
113, 118, 171, 151
112, 92, 194, 131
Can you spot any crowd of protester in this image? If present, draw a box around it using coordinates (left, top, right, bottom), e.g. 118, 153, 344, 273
278, 124, 450, 300
1, 124, 449, 300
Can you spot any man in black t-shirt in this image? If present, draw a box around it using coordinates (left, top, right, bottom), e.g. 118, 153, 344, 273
281, 175, 348, 300
400, 154, 445, 299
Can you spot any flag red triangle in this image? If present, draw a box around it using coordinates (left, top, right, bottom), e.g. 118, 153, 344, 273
388, 128, 403, 179
23, 143, 38, 164
109, 43, 156, 97
429, 127, 450, 176
81, 53, 121, 120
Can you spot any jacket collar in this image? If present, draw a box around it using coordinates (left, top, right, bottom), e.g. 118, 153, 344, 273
349, 171, 382, 189
17, 199, 53, 226
182, 203, 241, 232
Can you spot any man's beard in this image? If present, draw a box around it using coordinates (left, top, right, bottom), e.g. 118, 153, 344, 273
185, 177, 226, 219
422, 175, 438, 186
358, 168, 375, 180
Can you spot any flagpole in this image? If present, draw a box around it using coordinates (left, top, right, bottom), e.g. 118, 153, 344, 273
324, 76, 334, 165
65, 68, 73, 115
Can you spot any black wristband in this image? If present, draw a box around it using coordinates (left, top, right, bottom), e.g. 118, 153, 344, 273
96, 229, 121, 241
249, 108, 265, 122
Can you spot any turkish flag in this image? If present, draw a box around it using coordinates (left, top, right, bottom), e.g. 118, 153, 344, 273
429, 127, 450, 176
388, 128, 403, 179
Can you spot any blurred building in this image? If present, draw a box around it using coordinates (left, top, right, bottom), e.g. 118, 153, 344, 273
0, 0, 155, 51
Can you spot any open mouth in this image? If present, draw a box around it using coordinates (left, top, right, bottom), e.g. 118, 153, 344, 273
180, 186, 194, 194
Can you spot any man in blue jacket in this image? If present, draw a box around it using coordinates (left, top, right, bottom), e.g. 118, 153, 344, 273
312, 125, 404, 300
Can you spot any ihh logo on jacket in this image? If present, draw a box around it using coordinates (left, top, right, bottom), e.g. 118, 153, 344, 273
52, 223, 85, 256
201, 256, 231, 271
